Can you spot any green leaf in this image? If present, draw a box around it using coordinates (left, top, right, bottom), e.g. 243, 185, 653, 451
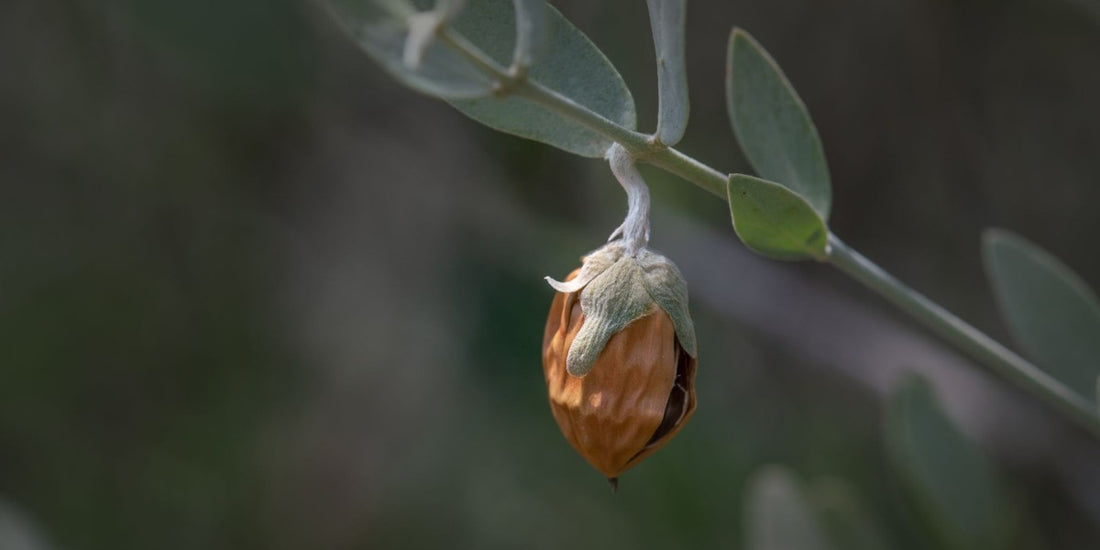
511, 0, 546, 71
323, 1, 634, 157
744, 466, 833, 550
726, 28, 831, 219
727, 174, 828, 261
448, 0, 636, 157
885, 375, 1007, 550
983, 229, 1100, 403
323, 0, 496, 99
437, 0, 464, 18
808, 478, 895, 550
646, 0, 689, 146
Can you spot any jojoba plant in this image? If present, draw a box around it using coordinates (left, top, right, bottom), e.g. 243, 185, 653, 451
320, 0, 1100, 489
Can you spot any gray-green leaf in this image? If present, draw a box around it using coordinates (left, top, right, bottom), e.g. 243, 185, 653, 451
510, 0, 545, 71
646, 0, 689, 146
744, 466, 833, 550
448, 0, 636, 157
983, 229, 1100, 403
727, 174, 828, 261
726, 28, 831, 219
885, 375, 1007, 550
323, 0, 495, 99
0, 498, 54, 550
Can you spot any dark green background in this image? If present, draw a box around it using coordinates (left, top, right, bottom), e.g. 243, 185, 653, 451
2, 0, 1100, 548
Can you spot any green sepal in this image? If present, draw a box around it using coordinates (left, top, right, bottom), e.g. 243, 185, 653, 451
638, 249, 697, 357
569, 254, 655, 376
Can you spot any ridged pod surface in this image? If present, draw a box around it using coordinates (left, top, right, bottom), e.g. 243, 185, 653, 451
543, 268, 698, 481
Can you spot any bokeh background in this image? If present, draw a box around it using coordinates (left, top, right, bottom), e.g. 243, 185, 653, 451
3, 0, 1100, 548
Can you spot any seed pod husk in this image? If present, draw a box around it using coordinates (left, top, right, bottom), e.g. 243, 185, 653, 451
542, 245, 698, 481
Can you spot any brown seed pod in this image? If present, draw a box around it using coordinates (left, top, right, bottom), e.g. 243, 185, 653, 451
542, 266, 698, 482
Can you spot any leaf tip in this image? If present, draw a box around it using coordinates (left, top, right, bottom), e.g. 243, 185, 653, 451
728, 27, 760, 54
980, 227, 1011, 249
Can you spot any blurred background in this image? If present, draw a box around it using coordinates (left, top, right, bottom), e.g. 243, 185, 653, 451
3, 0, 1100, 548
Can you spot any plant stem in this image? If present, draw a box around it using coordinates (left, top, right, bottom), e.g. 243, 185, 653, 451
828, 235, 1100, 437
827, 234, 1100, 435
438, 25, 1100, 435
442, 27, 727, 200
516, 80, 730, 197
514, 81, 651, 153
644, 147, 727, 198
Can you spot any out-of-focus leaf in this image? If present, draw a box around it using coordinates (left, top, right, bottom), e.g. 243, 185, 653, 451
448, 0, 635, 157
885, 375, 1007, 550
727, 174, 828, 261
324, 0, 495, 99
646, 0, 689, 146
744, 466, 833, 550
983, 229, 1100, 403
0, 498, 53, 550
725, 28, 831, 220
809, 478, 895, 550
511, 0, 546, 71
